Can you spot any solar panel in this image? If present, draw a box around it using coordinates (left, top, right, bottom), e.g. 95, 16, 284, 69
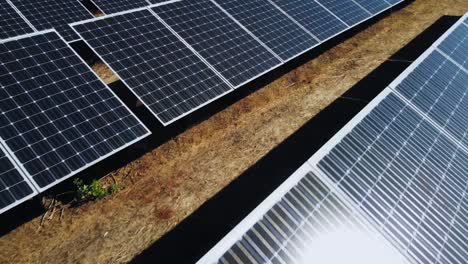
90, 0, 150, 14
353, 0, 390, 14
9, 0, 94, 42
0, 143, 37, 214
315, 0, 371, 26
0, 0, 35, 39
151, 0, 282, 88
0, 31, 150, 190
270, 0, 348, 41
437, 23, 468, 68
213, 0, 319, 61
72, 9, 233, 125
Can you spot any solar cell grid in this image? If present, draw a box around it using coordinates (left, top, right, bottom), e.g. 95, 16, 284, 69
437, 23, 468, 69
315, 0, 371, 26
270, 0, 348, 41
393, 51, 468, 148
0, 31, 150, 189
72, 9, 233, 124
0, 0, 35, 39
91, 0, 150, 14
151, 0, 282, 88
9, 0, 94, 42
213, 0, 318, 61
0, 143, 37, 214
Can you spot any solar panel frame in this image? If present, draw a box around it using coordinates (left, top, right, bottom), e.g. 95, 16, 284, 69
0, 0, 36, 40
8, 0, 94, 42
71, 7, 234, 125
150, 0, 283, 88
0, 29, 151, 192
0, 140, 38, 214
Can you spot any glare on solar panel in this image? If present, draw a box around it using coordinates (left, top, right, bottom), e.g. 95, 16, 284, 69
9, 0, 94, 42
315, 0, 371, 26
151, 0, 283, 88
72, 8, 233, 125
0, 30, 150, 191
270, 0, 348, 41
0, 142, 37, 214
213, 0, 319, 61
0, 0, 35, 39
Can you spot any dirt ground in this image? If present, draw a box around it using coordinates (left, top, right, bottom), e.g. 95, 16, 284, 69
1, 1, 467, 263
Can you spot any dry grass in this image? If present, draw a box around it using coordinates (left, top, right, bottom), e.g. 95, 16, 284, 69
0, 0, 467, 263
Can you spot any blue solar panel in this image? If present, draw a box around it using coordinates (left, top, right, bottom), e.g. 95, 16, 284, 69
315, 0, 371, 26
353, 0, 390, 14
437, 23, 468, 68
0, 0, 35, 39
91, 0, 150, 14
9, 0, 94, 41
0, 31, 150, 190
214, 0, 318, 61
0, 143, 37, 214
72, 9, 233, 125
270, 0, 348, 41
151, 0, 282, 87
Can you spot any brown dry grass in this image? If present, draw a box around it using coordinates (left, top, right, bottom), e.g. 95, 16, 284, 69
1, 0, 467, 263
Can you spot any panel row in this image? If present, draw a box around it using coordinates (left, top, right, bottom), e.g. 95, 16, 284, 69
73, 0, 405, 125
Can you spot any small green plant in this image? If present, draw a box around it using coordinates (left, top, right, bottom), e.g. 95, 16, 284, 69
73, 178, 118, 202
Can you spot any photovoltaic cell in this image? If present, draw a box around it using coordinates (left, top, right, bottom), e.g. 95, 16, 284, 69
316, 93, 468, 264
0, 143, 37, 214
213, 0, 318, 61
0, 31, 150, 190
393, 51, 468, 147
91, 0, 150, 14
72, 9, 232, 125
270, 0, 348, 41
353, 0, 390, 14
437, 23, 468, 68
9, 0, 93, 42
315, 0, 371, 26
0, 0, 34, 39
151, 0, 282, 87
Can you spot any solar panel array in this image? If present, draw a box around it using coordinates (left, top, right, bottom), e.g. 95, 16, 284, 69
72, 9, 233, 124
0, 0, 406, 211
73, 0, 404, 124
0, 0, 34, 39
9, 0, 94, 42
0, 31, 150, 213
199, 14, 468, 264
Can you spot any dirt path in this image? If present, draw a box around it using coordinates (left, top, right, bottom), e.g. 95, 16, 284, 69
1, 1, 466, 263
